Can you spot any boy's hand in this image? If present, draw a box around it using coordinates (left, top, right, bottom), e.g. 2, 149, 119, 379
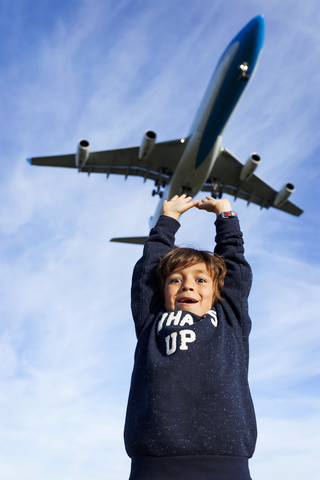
162, 194, 201, 221
197, 196, 232, 216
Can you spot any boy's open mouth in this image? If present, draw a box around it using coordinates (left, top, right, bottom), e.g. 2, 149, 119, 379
178, 297, 198, 304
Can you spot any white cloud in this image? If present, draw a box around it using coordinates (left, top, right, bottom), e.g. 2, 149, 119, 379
0, 0, 319, 478
251, 414, 320, 479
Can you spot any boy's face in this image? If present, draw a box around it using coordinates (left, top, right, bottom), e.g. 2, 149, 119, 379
164, 262, 214, 317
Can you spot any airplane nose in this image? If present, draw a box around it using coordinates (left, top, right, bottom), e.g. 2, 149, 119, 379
251, 15, 265, 44
234, 15, 265, 53
245, 15, 265, 48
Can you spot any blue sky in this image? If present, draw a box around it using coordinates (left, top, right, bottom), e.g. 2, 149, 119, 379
0, 0, 319, 478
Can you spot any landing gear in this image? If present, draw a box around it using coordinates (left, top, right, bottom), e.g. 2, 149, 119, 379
180, 186, 192, 196
210, 177, 224, 199
152, 180, 165, 198
211, 190, 223, 199
152, 186, 163, 198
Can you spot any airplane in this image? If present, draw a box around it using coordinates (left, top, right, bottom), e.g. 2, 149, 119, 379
27, 15, 303, 245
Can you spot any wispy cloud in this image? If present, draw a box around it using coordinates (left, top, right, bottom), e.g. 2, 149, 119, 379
0, 0, 319, 479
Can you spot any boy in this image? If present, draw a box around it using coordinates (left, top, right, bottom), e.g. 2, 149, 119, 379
124, 194, 257, 480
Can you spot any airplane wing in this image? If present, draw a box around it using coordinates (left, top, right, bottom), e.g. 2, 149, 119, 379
28, 137, 187, 186
202, 148, 303, 216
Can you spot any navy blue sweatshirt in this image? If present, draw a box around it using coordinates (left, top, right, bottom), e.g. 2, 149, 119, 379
124, 215, 257, 480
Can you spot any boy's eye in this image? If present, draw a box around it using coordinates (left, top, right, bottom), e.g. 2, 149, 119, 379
169, 277, 181, 284
196, 278, 207, 283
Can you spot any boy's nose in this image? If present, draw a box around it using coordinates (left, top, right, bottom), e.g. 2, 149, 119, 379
182, 285, 193, 291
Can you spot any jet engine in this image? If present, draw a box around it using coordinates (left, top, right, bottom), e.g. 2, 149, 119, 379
138, 131, 156, 161
273, 183, 295, 207
240, 153, 261, 181
76, 139, 90, 168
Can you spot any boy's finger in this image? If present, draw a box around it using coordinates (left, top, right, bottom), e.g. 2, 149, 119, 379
185, 199, 201, 209
196, 203, 206, 209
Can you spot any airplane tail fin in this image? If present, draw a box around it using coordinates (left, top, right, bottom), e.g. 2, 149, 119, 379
110, 236, 148, 245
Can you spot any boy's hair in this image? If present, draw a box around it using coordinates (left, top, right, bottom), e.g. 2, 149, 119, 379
156, 248, 227, 305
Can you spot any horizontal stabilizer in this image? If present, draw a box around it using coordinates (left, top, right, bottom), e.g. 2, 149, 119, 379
110, 236, 148, 245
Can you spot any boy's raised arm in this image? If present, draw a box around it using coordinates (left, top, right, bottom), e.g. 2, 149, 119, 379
131, 195, 200, 336
197, 196, 252, 329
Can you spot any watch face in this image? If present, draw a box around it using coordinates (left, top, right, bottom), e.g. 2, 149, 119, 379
221, 211, 237, 218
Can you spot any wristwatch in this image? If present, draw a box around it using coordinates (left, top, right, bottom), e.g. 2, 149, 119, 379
217, 210, 238, 219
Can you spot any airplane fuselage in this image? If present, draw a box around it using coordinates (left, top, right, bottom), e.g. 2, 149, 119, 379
150, 15, 264, 227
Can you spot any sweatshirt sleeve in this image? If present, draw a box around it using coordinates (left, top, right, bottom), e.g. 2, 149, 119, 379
131, 215, 180, 337
214, 216, 252, 332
